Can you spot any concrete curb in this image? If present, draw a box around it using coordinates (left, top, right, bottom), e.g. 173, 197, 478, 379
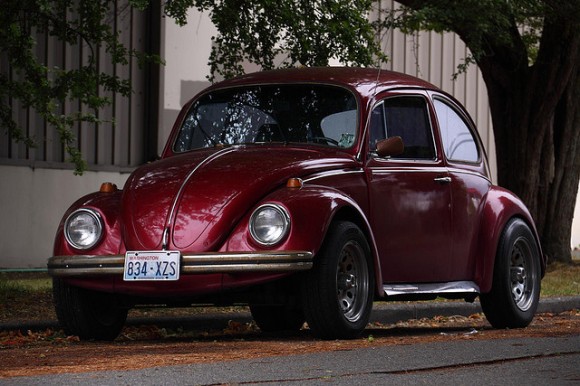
370, 296, 580, 324
2, 296, 578, 333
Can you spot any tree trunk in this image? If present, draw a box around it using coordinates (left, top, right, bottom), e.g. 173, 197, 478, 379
479, 14, 580, 264
391, 0, 580, 264
541, 67, 580, 261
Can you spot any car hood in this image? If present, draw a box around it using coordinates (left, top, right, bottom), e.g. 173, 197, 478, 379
121, 145, 356, 251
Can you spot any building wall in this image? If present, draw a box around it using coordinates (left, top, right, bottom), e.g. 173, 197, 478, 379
0, 2, 158, 269
158, 11, 216, 155
0, 7, 577, 269
0, 10, 218, 269
0, 3, 154, 170
0, 165, 130, 268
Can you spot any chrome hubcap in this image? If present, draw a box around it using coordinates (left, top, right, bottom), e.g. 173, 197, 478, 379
336, 241, 369, 322
509, 237, 536, 311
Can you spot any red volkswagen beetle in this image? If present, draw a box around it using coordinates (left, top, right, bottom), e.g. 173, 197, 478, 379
48, 67, 545, 340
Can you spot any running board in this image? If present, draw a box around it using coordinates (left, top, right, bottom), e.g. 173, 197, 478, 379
383, 281, 480, 296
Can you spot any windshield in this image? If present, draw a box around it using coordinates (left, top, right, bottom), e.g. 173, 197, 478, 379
173, 84, 358, 152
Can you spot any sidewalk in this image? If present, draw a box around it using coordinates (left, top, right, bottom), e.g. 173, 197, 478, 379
1, 296, 578, 333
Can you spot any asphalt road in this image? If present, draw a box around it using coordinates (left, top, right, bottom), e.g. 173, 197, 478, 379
2, 335, 578, 385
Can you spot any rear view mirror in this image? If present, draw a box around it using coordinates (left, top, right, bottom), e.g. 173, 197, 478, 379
376, 136, 404, 158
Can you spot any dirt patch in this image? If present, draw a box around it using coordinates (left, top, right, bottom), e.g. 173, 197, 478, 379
0, 310, 578, 378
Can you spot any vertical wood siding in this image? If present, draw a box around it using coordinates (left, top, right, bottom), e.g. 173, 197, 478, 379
0, 1, 156, 171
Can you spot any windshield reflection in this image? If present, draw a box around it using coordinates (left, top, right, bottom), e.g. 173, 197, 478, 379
174, 84, 358, 152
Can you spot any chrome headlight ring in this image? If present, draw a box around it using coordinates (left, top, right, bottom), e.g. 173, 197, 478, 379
249, 204, 291, 246
64, 208, 104, 250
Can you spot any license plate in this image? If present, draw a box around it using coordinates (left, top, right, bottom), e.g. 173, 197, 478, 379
123, 251, 180, 281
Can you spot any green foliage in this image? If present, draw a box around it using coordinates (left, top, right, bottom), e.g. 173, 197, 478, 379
0, 0, 160, 174
1, 0, 384, 174
165, 0, 386, 81
380, 0, 549, 74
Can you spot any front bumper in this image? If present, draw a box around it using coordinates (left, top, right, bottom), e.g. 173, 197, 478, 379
48, 251, 313, 277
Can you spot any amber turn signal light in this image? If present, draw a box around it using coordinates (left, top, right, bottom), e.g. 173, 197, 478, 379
286, 178, 303, 188
100, 182, 118, 193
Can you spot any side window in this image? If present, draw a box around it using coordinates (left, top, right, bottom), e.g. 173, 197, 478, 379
383, 96, 435, 159
370, 97, 435, 159
369, 103, 386, 151
434, 99, 479, 163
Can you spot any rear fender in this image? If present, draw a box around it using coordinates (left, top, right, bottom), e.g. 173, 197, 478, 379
222, 185, 384, 295
476, 187, 545, 293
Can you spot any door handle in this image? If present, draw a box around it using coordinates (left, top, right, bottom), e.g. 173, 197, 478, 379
434, 176, 452, 184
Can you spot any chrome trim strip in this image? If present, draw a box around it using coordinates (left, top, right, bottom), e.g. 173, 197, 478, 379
370, 167, 448, 175
165, 146, 236, 240
447, 167, 492, 183
383, 281, 480, 296
370, 166, 491, 183
303, 168, 365, 183
181, 251, 312, 273
161, 227, 170, 250
47, 251, 313, 276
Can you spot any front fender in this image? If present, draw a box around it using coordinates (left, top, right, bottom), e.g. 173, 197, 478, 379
52, 190, 124, 257
475, 186, 545, 293
222, 184, 383, 295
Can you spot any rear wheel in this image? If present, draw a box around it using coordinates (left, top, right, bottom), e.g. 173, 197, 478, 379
480, 218, 541, 328
53, 279, 127, 340
302, 221, 374, 339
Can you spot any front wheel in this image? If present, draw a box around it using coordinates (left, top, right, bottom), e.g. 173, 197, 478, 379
480, 218, 541, 329
53, 279, 128, 340
302, 221, 374, 339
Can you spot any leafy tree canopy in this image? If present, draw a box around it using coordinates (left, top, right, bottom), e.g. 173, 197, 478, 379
1, 0, 384, 174
166, 0, 384, 80
380, 0, 579, 71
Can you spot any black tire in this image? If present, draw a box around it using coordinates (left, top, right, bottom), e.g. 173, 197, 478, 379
249, 304, 305, 332
480, 218, 541, 329
302, 221, 374, 339
53, 278, 128, 340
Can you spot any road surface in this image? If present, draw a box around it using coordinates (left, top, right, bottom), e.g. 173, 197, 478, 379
2, 334, 578, 385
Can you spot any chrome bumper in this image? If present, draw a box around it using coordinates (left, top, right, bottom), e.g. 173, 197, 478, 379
47, 251, 314, 277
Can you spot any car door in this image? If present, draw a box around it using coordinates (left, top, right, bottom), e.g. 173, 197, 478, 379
432, 94, 491, 280
366, 93, 453, 283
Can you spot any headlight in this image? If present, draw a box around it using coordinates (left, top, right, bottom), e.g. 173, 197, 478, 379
64, 209, 103, 250
249, 204, 290, 246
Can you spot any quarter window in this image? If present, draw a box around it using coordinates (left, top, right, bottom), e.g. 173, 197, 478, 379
434, 99, 479, 163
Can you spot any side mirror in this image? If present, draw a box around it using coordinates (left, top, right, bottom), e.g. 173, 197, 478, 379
376, 136, 404, 158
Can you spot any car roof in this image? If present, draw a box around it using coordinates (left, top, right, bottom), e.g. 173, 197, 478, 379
204, 67, 440, 98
